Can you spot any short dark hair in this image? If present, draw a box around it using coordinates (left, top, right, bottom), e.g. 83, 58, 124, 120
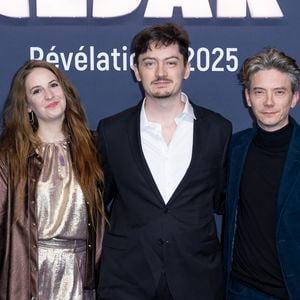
240, 48, 300, 92
131, 23, 190, 65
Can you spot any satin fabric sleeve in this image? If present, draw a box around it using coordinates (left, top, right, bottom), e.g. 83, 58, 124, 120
0, 154, 8, 281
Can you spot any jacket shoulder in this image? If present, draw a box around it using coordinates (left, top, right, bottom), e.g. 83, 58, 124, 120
98, 105, 140, 127
231, 128, 254, 147
193, 104, 232, 129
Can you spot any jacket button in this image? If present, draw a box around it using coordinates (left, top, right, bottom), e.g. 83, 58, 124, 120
158, 239, 164, 246
164, 208, 169, 214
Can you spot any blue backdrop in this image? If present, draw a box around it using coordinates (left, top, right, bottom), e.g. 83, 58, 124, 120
0, 0, 298, 133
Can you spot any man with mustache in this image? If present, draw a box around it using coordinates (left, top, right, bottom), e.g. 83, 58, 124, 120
224, 48, 300, 299
96, 23, 232, 300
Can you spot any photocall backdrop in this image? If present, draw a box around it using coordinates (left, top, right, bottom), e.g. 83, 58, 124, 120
0, 0, 297, 236
1, 0, 299, 133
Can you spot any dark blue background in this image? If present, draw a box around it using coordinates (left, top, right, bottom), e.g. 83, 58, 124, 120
0, 0, 298, 132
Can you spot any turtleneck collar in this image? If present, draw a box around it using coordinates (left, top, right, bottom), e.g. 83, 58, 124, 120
254, 119, 293, 152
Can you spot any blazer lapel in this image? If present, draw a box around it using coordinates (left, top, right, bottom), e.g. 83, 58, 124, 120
126, 102, 166, 206
228, 131, 255, 208
277, 122, 300, 213
166, 106, 205, 205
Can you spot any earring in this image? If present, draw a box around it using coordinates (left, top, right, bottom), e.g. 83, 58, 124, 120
29, 111, 34, 125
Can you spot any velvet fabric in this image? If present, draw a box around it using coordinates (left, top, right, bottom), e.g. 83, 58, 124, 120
224, 118, 300, 299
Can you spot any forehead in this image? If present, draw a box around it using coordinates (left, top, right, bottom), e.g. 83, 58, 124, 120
138, 42, 182, 61
250, 68, 292, 89
25, 67, 57, 86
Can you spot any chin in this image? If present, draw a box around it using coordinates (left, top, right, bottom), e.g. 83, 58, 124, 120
152, 92, 173, 99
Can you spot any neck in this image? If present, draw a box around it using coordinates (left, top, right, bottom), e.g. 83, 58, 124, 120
37, 121, 65, 143
144, 94, 185, 126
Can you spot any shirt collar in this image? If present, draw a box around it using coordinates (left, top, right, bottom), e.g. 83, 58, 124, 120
177, 93, 196, 123
140, 93, 196, 130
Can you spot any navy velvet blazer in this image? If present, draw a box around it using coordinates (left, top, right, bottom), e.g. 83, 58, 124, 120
224, 118, 300, 299
96, 101, 232, 300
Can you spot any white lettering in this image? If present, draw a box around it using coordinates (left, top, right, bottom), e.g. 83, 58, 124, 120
145, 0, 213, 18
93, 0, 141, 17
46, 46, 59, 66
0, 0, 29, 17
217, 0, 283, 18
29, 45, 239, 73
122, 46, 128, 71
30, 47, 44, 60
96, 53, 110, 71
188, 46, 239, 72
111, 48, 121, 71
60, 52, 74, 71
0, 0, 284, 18
36, 0, 87, 17
75, 46, 88, 71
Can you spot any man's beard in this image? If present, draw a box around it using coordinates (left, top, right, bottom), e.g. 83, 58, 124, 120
150, 76, 174, 99
151, 91, 173, 99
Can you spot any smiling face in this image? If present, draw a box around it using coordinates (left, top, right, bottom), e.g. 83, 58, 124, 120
245, 68, 299, 132
133, 42, 190, 102
25, 67, 66, 127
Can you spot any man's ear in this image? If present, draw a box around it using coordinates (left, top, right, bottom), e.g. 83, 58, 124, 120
245, 89, 252, 107
133, 64, 142, 82
291, 90, 299, 108
183, 62, 191, 80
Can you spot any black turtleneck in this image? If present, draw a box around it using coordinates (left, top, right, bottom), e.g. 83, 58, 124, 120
232, 122, 293, 299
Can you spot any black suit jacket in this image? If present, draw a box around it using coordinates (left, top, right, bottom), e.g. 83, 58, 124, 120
96, 101, 232, 300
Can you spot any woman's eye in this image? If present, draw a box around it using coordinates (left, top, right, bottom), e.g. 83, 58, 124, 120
32, 88, 41, 95
50, 82, 59, 88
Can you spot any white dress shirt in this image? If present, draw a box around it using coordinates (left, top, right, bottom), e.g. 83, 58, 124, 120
140, 93, 196, 203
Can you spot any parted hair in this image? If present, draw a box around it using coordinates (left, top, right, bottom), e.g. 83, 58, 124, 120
131, 22, 190, 65
0, 59, 104, 222
239, 48, 300, 92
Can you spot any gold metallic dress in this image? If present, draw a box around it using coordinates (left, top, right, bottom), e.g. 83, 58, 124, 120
36, 140, 95, 300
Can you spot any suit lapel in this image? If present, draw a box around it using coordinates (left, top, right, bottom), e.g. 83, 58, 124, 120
166, 106, 205, 205
126, 102, 166, 206
228, 131, 255, 209
277, 122, 300, 213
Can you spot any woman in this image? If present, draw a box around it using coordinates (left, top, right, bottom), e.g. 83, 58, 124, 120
0, 60, 105, 300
